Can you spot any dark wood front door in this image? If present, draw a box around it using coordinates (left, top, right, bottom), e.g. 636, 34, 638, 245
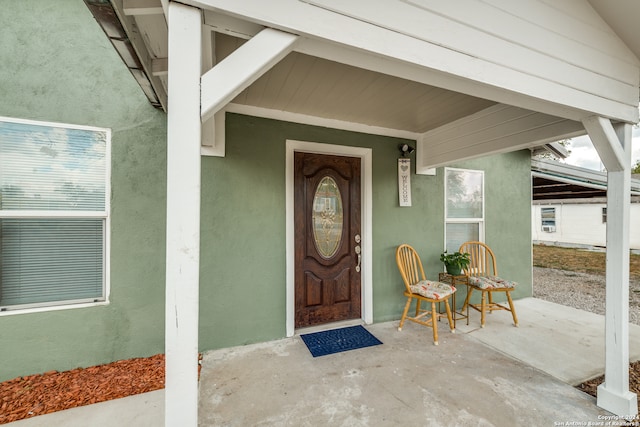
294, 152, 362, 328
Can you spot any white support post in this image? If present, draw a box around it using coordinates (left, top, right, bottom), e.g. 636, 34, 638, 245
584, 117, 637, 418
165, 2, 202, 426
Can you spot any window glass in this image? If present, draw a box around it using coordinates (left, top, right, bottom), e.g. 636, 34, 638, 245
0, 117, 108, 311
541, 207, 556, 226
312, 176, 343, 259
445, 223, 479, 253
445, 169, 483, 219
0, 121, 105, 211
445, 168, 484, 253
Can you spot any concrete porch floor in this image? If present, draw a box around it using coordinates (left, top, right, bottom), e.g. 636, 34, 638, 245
8, 298, 640, 426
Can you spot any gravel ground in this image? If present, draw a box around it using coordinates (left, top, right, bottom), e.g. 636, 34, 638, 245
533, 267, 640, 325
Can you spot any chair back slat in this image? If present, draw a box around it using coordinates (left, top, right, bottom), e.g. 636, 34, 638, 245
396, 244, 426, 293
459, 241, 497, 277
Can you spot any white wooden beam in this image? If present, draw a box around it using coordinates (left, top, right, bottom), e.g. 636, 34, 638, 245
200, 26, 223, 154
165, 2, 202, 426
200, 28, 298, 123
123, 0, 163, 15
596, 122, 638, 418
203, 10, 263, 39
416, 104, 584, 170
582, 116, 627, 172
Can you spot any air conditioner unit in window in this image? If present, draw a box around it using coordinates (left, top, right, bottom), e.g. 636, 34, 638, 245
542, 225, 556, 232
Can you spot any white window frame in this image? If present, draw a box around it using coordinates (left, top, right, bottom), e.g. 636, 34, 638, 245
0, 116, 110, 315
444, 167, 485, 252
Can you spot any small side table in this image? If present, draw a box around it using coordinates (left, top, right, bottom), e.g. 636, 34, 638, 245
438, 273, 470, 327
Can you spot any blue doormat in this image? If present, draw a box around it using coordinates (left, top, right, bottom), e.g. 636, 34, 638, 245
301, 325, 382, 357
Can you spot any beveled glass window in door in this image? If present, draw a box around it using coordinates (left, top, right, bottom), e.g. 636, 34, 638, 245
312, 176, 343, 258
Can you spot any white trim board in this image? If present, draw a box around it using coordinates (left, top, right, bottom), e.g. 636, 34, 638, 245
285, 140, 373, 337
226, 103, 420, 140
202, 104, 420, 158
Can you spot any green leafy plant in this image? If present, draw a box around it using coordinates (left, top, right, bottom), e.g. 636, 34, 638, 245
440, 251, 470, 275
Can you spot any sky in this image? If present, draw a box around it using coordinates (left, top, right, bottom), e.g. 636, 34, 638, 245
563, 126, 640, 171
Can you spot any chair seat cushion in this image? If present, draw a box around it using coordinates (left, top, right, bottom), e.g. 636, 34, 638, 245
410, 280, 456, 300
469, 275, 517, 290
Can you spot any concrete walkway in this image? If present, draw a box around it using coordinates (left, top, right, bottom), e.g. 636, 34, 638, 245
7, 298, 640, 426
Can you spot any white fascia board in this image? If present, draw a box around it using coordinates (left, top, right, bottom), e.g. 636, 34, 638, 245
531, 158, 608, 183
582, 116, 627, 172
184, 0, 639, 123
200, 28, 299, 123
417, 104, 585, 169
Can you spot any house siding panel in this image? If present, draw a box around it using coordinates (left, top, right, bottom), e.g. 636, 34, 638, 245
533, 203, 640, 249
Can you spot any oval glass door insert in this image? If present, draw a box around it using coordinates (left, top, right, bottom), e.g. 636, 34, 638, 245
312, 176, 343, 258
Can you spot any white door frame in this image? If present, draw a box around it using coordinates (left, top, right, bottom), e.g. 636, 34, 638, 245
285, 139, 373, 336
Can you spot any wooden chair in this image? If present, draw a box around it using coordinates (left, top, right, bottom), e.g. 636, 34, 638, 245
459, 241, 519, 328
395, 244, 456, 345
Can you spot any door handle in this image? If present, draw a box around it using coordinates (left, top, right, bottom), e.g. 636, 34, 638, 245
355, 245, 361, 273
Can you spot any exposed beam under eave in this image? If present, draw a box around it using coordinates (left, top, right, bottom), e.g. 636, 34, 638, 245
151, 57, 168, 76
417, 104, 585, 171
123, 0, 163, 15
84, 0, 167, 108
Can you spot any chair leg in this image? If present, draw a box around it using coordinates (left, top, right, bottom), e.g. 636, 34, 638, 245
488, 291, 494, 314
398, 296, 412, 331
415, 299, 421, 317
506, 291, 519, 327
444, 299, 455, 333
431, 301, 439, 345
461, 287, 473, 311
480, 291, 487, 328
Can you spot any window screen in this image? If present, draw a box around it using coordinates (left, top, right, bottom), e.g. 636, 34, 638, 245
0, 117, 109, 311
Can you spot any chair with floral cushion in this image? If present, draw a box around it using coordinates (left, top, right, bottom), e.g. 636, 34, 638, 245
395, 244, 456, 345
459, 241, 518, 328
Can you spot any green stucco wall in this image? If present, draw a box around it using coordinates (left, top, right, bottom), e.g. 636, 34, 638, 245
0, 0, 532, 382
0, 0, 167, 381
199, 113, 533, 350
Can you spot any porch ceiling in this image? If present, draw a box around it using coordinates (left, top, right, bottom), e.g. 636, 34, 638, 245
215, 34, 496, 133
85, 0, 638, 144
85, 0, 496, 134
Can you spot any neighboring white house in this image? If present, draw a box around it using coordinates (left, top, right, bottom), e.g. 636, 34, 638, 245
532, 159, 640, 250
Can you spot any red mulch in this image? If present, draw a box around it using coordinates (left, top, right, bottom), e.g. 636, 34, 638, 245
576, 360, 640, 426
0, 354, 167, 425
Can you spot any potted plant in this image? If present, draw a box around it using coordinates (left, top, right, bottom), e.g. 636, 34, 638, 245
439, 251, 470, 276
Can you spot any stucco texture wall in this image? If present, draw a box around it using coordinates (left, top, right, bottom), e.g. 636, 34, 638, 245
199, 114, 533, 350
0, 0, 167, 381
0, 0, 532, 380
